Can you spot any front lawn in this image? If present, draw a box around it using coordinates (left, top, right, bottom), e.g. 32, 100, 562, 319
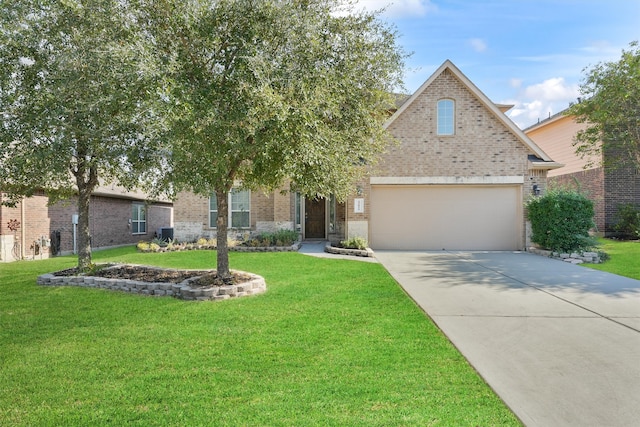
583, 238, 640, 280
0, 247, 520, 426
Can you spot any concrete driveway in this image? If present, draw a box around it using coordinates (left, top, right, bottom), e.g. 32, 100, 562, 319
375, 250, 640, 427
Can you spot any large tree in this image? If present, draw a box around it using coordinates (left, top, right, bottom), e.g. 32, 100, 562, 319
141, 0, 405, 280
0, 0, 163, 270
568, 41, 640, 170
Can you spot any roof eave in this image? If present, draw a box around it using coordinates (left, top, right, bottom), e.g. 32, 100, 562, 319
529, 161, 564, 170
384, 60, 556, 162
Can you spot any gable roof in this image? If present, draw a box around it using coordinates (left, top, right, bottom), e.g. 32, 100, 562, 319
523, 107, 570, 133
384, 60, 560, 166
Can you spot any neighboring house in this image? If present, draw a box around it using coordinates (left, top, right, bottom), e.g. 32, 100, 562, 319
525, 110, 640, 235
173, 60, 561, 250
0, 185, 173, 262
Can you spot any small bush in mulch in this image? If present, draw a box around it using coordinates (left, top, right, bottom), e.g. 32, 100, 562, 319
240, 229, 300, 247
136, 230, 300, 253
338, 236, 368, 250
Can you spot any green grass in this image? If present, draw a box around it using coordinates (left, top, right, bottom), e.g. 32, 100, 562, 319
0, 247, 520, 426
583, 238, 640, 280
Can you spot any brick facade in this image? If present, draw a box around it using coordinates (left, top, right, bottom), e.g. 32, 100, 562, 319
604, 166, 640, 234
350, 66, 552, 246
526, 113, 640, 236
173, 189, 296, 242
548, 166, 640, 235
172, 61, 557, 248
0, 192, 172, 262
377, 69, 531, 178
0, 191, 51, 261
549, 168, 606, 232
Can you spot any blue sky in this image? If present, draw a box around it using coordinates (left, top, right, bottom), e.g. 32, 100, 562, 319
356, 0, 640, 129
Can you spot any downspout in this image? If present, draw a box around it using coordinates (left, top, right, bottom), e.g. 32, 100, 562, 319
20, 197, 26, 259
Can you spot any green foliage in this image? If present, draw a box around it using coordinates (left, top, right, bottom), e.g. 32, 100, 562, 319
614, 204, 640, 239
0, 0, 166, 269
138, 0, 406, 277
141, 0, 405, 200
246, 229, 299, 247
527, 188, 597, 252
568, 41, 640, 170
340, 236, 368, 250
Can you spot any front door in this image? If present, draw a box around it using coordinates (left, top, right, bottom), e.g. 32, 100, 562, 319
305, 198, 326, 239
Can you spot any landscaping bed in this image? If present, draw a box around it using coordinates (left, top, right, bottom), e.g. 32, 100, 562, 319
38, 264, 266, 301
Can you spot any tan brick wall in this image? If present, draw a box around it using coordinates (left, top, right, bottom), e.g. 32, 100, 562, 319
174, 188, 295, 241
345, 68, 547, 245
376, 69, 531, 178
0, 192, 52, 260
173, 191, 209, 241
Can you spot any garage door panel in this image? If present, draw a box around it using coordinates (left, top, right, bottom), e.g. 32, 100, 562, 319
370, 185, 521, 250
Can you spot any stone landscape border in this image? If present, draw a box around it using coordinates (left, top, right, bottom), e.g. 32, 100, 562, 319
528, 247, 603, 264
138, 242, 301, 253
37, 265, 267, 301
324, 244, 375, 258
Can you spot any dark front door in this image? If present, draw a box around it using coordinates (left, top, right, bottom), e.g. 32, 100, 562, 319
305, 198, 326, 239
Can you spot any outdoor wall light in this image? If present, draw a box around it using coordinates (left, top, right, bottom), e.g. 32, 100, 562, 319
532, 184, 541, 196
356, 186, 363, 196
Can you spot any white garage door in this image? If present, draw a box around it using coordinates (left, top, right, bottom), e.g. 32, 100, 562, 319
370, 185, 522, 250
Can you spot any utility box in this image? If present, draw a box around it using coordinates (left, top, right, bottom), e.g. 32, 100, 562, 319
157, 227, 174, 241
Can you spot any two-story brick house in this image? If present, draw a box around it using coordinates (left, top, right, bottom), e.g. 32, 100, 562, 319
525, 110, 640, 235
173, 60, 561, 250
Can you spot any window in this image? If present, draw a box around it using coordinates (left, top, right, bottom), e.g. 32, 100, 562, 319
230, 188, 250, 228
132, 203, 146, 234
209, 189, 251, 228
437, 99, 455, 135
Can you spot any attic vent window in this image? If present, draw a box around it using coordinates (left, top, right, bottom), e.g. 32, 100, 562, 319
437, 99, 454, 135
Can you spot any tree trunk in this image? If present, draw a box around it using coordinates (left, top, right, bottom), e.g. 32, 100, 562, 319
74, 144, 98, 272
76, 185, 92, 271
216, 188, 232, 282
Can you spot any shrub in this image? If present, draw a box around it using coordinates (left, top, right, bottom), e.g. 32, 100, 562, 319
271, 229, 299, 246
614, 204, 640, 239
151, 237, 168, 247
245, 229, 299, 247
526, 187, 596, 253
340, 236, 368, 250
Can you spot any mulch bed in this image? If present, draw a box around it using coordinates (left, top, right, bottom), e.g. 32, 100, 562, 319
53, 265, 253, 287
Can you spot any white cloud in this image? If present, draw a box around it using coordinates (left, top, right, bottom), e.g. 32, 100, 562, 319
579, 40, 619, 56
469, 38, 487, 53
523, 77, 578, 102
504, 77, 579, 129
355, 0, 437, 18
509, 78, 522, 89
